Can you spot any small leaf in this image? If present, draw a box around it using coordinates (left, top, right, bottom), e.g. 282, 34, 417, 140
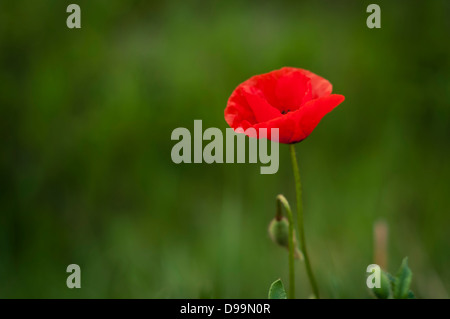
386, 272, 396, 284
371, 271, 391, 299
393, 257, 413, 299
386, 272, 396, 293
268, 279, 287, 299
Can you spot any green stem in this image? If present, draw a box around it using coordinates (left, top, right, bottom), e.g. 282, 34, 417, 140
276, 195, 295, 299
289, 144, 320, 299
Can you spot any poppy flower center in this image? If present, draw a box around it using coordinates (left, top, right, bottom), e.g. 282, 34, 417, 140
281, 109, 291, 115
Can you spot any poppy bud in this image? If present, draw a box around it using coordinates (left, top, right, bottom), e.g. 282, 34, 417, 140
268, 217, 289, 247
268, 217, 302, 259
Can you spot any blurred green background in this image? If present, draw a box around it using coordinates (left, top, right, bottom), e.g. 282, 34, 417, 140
1, 0, 449, 298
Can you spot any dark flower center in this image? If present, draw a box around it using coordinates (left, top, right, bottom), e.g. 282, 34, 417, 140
281, 109, 291, 115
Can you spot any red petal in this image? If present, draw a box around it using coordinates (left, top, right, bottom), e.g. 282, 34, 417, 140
275, 71, 312, 111
224, 86, 256, 128
242, 86, 281, 123
243, 67, 311, 111
249, 94, 344, 143
252, 113, 297, 143
292, 94, 345, 142
299, 69, 333, 99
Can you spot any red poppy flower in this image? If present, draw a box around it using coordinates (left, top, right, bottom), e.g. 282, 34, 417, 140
224, 67, 345, 144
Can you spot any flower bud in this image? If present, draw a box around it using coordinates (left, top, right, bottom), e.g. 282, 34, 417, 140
268, 217, 289, 247
268, 217, 302, 259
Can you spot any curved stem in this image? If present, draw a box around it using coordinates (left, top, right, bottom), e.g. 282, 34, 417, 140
289, 144, 320, 299
276, 194, 295, 299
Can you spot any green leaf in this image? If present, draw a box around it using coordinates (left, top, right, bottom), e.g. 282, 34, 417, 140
268, 279, 287, 299
371, 271, 391, 299
393, 257, 413, 299
386, 272, 396, 294
386, 272, 396, 284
